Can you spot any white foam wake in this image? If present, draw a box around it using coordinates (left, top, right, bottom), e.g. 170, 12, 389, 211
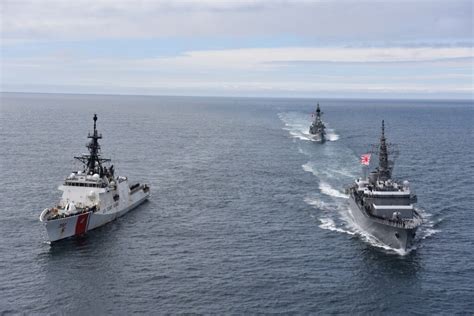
303, 197, 336, 212
302, 162, 358, 181
306, 196, 437, 256
343, 209, 412, 255
416, 207, 441, 240
278, 112, 339, 142
318, 217, 356, 235
302, 162, 314, 174
304, 197, 356, 235
319, 182, 348, 199
326, 129, 339, 141
302, 163, 349, 198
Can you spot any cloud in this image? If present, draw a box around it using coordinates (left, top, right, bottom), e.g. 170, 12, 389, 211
158, 47, 474, 67
4, 46, 472, 71
1, 1, 472, 98
1, 0, 472, 43
2, 46, 472, 97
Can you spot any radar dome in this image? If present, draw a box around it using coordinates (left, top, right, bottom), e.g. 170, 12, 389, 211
88, 190, 97, 200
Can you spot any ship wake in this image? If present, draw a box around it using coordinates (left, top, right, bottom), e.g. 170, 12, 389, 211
278, 112, 339, 142
345, 207, 414, 255
306, 194, 440, 255
284, 110, 438, 255
306, 194, 412, 255
416, 207, 442, 241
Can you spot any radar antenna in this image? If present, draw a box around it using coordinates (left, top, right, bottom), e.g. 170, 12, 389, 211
315, 103, 322, 119
74, 114, 111, 176
367, 120, 399, 181
378, 120, 390, 180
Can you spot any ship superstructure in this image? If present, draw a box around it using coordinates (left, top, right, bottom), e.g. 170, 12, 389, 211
40, 114, 150, 242
309, 103, 326, 142
347, 121, 422, 250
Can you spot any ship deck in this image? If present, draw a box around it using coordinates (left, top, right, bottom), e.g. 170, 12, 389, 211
350, 191, 422, 229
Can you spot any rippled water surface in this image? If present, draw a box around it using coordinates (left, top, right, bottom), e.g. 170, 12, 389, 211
0, 93, 473, 314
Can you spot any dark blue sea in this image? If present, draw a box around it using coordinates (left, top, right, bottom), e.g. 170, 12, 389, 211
0, 93, 473, 314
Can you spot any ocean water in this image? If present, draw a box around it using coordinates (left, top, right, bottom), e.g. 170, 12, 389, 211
0, 93, 473, 314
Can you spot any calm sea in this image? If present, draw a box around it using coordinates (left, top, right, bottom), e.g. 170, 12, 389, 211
0, 93, 473, 314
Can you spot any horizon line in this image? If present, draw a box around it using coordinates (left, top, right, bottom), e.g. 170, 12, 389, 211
1, 90, 472, 102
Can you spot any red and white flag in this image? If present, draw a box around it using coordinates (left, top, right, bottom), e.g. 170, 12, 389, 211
360, 153, 371, 166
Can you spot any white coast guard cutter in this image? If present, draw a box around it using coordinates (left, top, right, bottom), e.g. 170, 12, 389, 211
40, 114, 150, 242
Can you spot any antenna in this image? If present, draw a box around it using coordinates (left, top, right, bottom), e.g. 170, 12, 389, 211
74, 114, 111, 176
366, 120, 399, 181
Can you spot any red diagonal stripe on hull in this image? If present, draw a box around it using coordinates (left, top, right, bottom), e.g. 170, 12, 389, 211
75, 213, 89, 235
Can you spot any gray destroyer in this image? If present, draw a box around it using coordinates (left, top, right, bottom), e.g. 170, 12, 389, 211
347, 121, 422, 251
309, 103, 326, 142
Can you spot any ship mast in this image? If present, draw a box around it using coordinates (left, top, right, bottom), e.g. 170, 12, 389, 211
315, 103, 321, 121
378, 120, 391, 181
74, 114, 111, 176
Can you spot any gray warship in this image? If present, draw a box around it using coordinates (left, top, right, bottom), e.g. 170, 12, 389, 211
309, 103, 326, 142
347, 121, 422, 251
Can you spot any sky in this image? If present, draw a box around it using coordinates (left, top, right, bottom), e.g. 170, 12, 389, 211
0, 0, 473, 99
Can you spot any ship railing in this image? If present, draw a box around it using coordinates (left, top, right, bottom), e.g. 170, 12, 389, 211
130, 183, 149, 195
368, 214, 421, 229
351, 191, 422, 229
43, 205, 97, 221
364, 206, 422, 229
349, 189, 423, 229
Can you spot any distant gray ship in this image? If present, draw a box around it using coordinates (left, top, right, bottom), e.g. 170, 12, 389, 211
309, 103, 326, 142
347, 121, 422, 251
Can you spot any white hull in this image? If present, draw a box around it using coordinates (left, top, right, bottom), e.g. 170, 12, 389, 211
41, 191, 149, 242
